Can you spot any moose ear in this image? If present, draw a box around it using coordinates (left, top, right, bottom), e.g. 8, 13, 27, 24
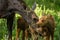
32, 2, 36, 10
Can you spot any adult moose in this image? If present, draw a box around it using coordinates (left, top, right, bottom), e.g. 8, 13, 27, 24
0, 0, 38, 40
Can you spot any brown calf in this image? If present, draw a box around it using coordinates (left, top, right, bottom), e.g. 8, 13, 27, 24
16, 17, 38, 40
15, 1, 39, 40
16, 17, 29, 40
35, 14, 55, 40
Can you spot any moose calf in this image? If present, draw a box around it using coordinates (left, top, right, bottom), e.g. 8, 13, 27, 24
16, 17, 29, 40
35, 14, 55, 40
16, 16, 39, 40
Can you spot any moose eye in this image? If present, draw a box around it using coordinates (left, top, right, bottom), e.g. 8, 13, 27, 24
42, 20, 44, 22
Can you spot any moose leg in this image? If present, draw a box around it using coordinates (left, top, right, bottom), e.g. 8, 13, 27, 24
29, 28, 38, 40
25, 29, 28, 40
34, 34, 38, 40
7, 13, 15, 40
51, 31, 54, 40
22, 30, 25, 40
31, 34, 38, 40
44, 35, 50, 40
16, 27, 21, 40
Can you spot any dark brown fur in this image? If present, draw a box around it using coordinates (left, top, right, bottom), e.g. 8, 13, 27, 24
16, 17, 29, 40
16, 17, 38, 40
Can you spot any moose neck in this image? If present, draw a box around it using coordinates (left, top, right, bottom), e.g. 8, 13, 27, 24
8, 0, 38, 25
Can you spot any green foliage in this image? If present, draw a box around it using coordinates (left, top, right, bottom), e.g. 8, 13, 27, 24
0, 19, 7, 40
25, 0, 60, 11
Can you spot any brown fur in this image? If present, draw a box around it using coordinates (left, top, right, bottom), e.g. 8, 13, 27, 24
16, 17, 28, 40
35, 14, 55, 40
16, 17, 38, 40
16, 14, 55, 40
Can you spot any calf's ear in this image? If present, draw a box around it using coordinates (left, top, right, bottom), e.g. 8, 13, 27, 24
32, 2, 36, 10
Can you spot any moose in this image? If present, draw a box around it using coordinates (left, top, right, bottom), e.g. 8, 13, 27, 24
16, 17, 29, 40
0, 0, 38, 40
16, 17, 38, 40
16, 13, 55, 40
34, 14, 55, 40
15, 1, 39, 40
